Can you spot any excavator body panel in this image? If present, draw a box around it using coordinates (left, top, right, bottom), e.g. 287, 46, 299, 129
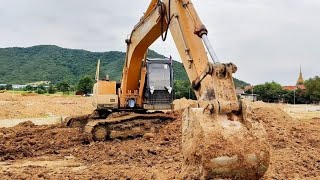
92, 81, 118, 110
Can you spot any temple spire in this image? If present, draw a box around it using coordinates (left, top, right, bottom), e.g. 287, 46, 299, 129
296, 65, 304, 85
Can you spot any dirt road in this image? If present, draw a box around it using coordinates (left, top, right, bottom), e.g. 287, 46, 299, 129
0, 93, 319, 179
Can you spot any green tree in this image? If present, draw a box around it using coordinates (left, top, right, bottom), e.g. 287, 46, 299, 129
295, 88, 309, 104
250, 81, 285, 102
282, 89, 309, 104
48, 85, 57, 94
25, 85, 33, 91
305, 76, 320, 102
56, 81, 71, 94
250, 81, 311, 104
36, 89, 46, 94
174, 80, 195, 99
36, 84, 47, 94
5, 84, 12, 90
77, 75, 94, 94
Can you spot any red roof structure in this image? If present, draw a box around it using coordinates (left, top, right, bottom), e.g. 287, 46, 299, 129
282, 66, 306, 91
282, 84, 305, 91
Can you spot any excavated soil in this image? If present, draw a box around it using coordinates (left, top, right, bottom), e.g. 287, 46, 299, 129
0, 93, 319, 179
254, 106, 320, 179
0, 117, 182, 179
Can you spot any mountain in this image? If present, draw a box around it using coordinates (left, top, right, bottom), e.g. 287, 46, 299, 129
0, 45, 248, 87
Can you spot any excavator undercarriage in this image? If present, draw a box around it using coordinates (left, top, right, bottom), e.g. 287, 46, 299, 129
66, 110, 176, 141
85, 112, 176, 141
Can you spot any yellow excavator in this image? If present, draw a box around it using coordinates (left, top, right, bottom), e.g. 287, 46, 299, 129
66, 0, 270, 179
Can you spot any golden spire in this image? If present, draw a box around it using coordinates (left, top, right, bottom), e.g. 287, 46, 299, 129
296, 65, 304, 85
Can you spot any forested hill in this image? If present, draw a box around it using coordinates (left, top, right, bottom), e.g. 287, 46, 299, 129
0, 45, 249, 87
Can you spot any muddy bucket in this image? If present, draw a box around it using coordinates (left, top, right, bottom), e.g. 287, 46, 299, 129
181, 107, 270, 179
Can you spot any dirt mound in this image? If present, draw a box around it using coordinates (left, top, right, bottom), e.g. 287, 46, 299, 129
254, 106, 320, 179
0, 113, 183, 179
0, 124, 86, 161
15, 120, 35, 128
173, 98, 196, 110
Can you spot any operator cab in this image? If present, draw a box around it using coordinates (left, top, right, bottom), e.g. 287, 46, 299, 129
143, 58, 174, 110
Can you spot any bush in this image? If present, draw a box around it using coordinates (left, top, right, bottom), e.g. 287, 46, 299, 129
56, 81, 71, 94
25, 85, 34, 91
36, 89, 46, 94
174, 80, 196, 99
6, 84, 12, 90
48, 85, 56, 94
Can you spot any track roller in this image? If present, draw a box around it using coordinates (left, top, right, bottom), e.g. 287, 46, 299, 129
92, 125, 109, 141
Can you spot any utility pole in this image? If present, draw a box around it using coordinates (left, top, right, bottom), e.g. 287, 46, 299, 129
293, 88, 296, 105
251, 85, 254, 102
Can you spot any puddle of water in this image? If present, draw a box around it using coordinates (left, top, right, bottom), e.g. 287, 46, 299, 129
0, 117, 64, 127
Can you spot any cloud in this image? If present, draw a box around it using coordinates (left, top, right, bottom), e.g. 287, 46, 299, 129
0, 0, 319, 85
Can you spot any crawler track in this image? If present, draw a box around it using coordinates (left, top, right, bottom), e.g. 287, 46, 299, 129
83, 112, 176, 141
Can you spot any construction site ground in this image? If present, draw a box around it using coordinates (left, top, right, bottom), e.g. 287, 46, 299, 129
0, 93, 319, 179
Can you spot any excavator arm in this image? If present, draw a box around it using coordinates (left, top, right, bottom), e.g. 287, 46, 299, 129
120, 0, 237, 109
119, 0, 168, 108
120, 0, 270, 179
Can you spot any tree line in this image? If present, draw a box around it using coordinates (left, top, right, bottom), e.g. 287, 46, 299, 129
2, 75, 254, 102
1, 75, 94, 95
248, 76, 320, 104
2, 75, 195, 99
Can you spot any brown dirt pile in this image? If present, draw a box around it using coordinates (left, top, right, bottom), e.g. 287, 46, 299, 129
173, 98, 196, 110
0, 122, 86, 161
0, 113, 183, 179
0, 98, 319, 179
254, 106, 320, 179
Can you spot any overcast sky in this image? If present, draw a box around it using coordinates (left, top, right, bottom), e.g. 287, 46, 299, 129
0, 0, 319, 85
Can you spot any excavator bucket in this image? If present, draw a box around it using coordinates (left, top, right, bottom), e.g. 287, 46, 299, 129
181, 100, 270, 179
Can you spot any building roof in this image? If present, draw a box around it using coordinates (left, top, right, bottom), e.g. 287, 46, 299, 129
282, 84, 306, 91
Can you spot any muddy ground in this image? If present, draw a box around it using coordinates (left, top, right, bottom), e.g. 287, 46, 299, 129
0, 93, 319, 179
